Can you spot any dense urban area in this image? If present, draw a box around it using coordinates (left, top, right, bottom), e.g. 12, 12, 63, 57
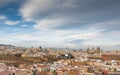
0, 44, 120, 75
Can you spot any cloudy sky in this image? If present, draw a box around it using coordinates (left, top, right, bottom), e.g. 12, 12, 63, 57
0, 0, 120, 50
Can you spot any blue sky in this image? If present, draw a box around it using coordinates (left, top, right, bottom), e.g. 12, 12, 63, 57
0, 0, 120, 50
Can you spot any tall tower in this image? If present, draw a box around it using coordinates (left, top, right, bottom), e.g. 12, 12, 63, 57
39, 46, 42, 49
92, 47, 95, 53
87, 46, 90, 53
96, 47, 100, 53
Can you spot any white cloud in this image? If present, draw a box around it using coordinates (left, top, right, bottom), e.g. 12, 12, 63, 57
20, 0, 76, 20
1, 31, 66, 47
0, 15, 6, 20
89, 19, 120, 30
9, 0, 120, 49
21, 24, 28, 27
19, 0, 120, 31
19, 0, 78, 29
20, 0, 56, 21
66, 30, 101, 41
4, 20, 20, 25
34, 18, 66, 30
0, 27, 120, 49
11, 34, 41, 41
82, 30, 120, 47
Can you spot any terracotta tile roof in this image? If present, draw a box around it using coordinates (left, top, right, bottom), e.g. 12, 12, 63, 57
39, 71, 51, 75
69, 69, 79, 75
102, 55, 120, 60
0, 70, 12, 75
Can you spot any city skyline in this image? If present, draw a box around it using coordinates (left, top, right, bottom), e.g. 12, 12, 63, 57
0, 0, 120, 49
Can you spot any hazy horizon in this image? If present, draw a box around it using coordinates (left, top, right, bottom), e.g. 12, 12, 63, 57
0, 0, 120, 49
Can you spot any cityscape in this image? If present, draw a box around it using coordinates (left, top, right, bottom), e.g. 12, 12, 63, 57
0, 0, 120, 75
0, 44, 120, 75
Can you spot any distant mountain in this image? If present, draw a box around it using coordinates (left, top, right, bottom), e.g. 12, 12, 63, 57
0, 44, 26, 53
0, 44, 13, 46
0, 44, 25, 49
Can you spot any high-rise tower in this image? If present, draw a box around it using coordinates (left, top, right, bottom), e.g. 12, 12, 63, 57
96, 47, 100, 53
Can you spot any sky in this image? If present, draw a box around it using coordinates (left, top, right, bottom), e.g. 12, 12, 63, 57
0, 0, 120, 50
